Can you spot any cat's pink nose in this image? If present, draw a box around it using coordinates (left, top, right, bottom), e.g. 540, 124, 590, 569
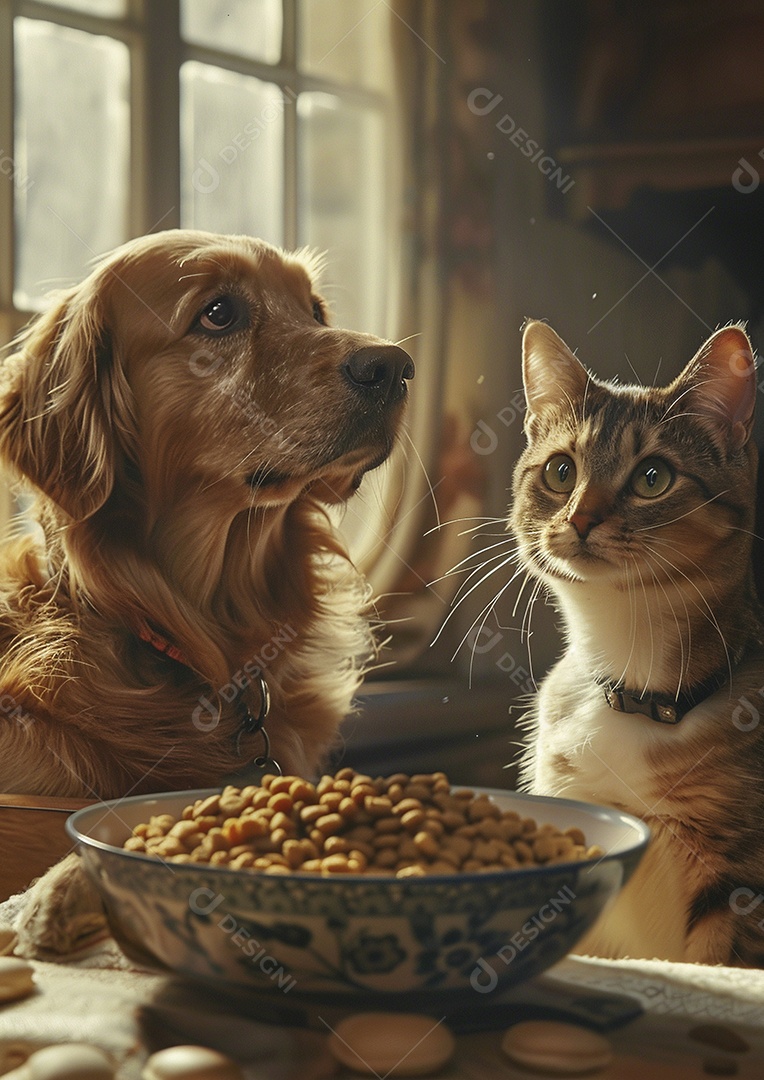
568, 507, 604, 540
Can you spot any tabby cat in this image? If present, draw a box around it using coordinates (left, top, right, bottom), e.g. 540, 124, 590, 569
511, 319, 764, 965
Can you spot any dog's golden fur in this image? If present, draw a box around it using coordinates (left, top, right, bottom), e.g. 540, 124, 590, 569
0, 229, 411, 803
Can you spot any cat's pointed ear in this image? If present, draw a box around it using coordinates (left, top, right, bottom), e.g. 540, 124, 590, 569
521, 321, 589, 429
675, 325, 756, 452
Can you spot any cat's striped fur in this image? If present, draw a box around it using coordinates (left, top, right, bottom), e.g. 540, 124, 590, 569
512, 320, 764, 965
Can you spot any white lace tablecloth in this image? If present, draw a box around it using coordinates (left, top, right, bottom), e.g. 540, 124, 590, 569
2, 890, 764, 1078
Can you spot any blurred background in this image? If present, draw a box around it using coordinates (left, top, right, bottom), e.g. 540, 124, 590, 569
2, 0, 763, 785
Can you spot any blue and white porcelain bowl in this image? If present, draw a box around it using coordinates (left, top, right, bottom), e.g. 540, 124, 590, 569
68, 788, 649, 1000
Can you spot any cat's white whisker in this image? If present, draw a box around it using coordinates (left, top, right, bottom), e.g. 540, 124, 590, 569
447, 546, 521, 606
642, 535, 723, 605
436, 537, 519, 583
423, 515, 505, 537
639, 548, 692, 696
641, 543, 734, 687
614, 556, 640, 689
456, 572, 525, 675
400, 427, 441, 530
430, 554, 524, 647
511, 560, 539, 622
521, 575, 543, 652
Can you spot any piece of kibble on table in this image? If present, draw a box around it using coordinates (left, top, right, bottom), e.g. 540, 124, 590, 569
141, 1045, 245, 1079
3, 1042, 115, 1078
327, 1012, 455, 1076
0, 957, 35, 1003
501, 1020, 613, 1075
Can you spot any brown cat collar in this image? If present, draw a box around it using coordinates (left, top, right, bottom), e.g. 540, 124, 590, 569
601, 670, 731, 725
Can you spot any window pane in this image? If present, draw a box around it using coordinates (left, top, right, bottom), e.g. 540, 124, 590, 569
180, 62, 285, 245
298, 0, 392, 93
298, 93, 387, 335
181, 0, 282, 65
38, 0, 127, 16
13, 19, 130, 309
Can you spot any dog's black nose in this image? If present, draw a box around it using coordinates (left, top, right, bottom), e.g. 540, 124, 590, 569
343, 345, 415, 402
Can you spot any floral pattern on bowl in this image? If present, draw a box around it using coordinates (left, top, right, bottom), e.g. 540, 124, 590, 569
68, 787, 648, 998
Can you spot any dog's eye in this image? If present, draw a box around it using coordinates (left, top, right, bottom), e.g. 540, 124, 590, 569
195, 296, 246, 335
312, 299, 326, 325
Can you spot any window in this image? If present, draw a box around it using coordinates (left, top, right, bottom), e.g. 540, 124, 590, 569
2, 0, 395, 334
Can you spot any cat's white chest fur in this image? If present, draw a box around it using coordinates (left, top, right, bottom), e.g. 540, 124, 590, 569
527, 648, 659, 804
523, 649, 704, 961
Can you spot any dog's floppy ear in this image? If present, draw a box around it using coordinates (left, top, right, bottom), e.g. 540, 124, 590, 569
0, 282, 118, 519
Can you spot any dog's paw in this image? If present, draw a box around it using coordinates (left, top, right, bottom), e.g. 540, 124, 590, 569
13, 853, 109, 960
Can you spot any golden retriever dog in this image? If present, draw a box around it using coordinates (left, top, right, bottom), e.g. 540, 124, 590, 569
0, 230, 412, 954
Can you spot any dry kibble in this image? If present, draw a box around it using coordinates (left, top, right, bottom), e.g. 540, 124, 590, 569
327, 1012, 455, 1076
0, 957, 35, 1003
365, 796, 394, 817
314, 813, 344, 837
501, 1020, 612, 1076
141, 1045, 244, 1079
413, 831, 439, 859
321, 854, 352, 874
373, 833, 400, 850
192, 795, 220, 818
404, 783, 431, 801
154, 837, 187, 858
323, 836, 351, 855
123, 770, 601, 878
373, 848, 399, 868
268, 775, 293, 795
299, 804, 326, 825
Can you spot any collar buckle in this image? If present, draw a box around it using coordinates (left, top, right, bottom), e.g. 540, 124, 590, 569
604, 684, 682, 724
235, 674, 281, 774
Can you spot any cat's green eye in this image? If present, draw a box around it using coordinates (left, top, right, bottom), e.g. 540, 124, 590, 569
631, 457, 673, 499
543, 453, 577, 494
